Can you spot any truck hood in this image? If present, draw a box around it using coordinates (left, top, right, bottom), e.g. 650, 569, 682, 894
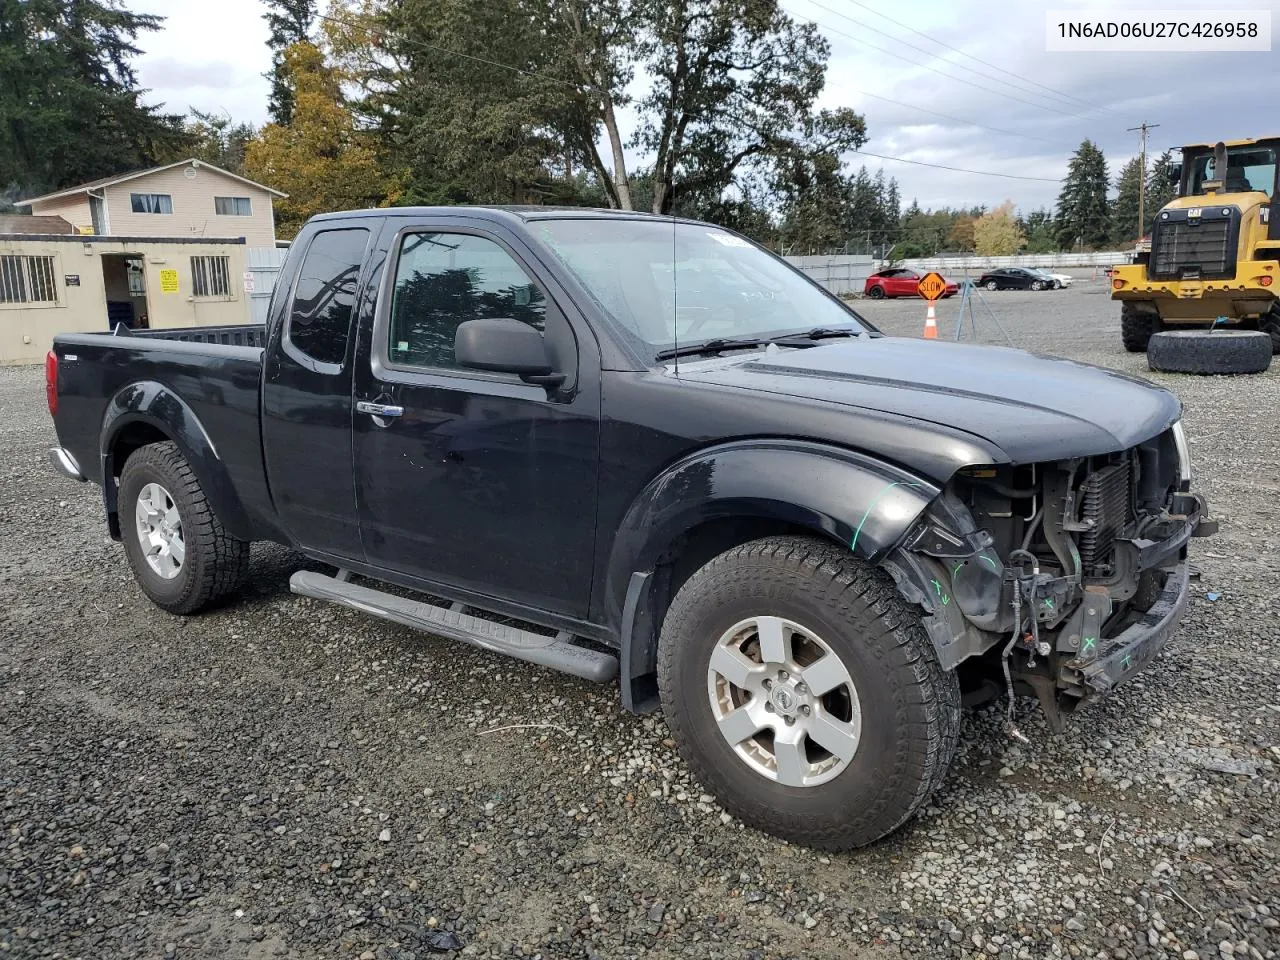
679, 337, 1181, 463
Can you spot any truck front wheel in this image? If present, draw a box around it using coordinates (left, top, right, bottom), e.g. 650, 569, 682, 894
1121, 302, 1161, 352
118, 441, 249, 615
657, 536, 960, 850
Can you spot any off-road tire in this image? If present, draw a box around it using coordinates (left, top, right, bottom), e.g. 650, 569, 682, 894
1259, 302, 1280, 355
1147, 330, 1273, 375
657, 536, 961, 850
1121, 302, 1160, 353
867, 285, 886, 299
119, 441, 250, 614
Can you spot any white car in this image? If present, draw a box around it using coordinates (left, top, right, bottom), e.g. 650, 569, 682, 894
1048, 272, 1074, 289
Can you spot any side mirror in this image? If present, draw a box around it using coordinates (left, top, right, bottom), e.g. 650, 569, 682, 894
1166, 163, 1180, 186
454, 318, 563, 386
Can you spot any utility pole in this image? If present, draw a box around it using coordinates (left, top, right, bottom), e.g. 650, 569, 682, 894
1127, 121, 1161, 241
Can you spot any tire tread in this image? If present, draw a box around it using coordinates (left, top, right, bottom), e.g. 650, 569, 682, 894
119, 441, 249, 614
657, 535, 960, 850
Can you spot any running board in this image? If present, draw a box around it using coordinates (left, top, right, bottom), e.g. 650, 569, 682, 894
289, 570, 618, 684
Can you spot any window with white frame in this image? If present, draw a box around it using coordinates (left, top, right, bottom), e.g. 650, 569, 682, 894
191, 255, 231, 298
130, 193, 173, 214
0, 255, 58, 304
214, 196, 252, 216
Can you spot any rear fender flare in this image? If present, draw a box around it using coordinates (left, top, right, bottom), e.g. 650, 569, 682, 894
608, 440, 943, 710
99, 381, 255, 541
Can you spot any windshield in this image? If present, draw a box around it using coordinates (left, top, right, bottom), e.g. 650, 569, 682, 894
532, 218, 869, 357
1187, 145, 1277, 196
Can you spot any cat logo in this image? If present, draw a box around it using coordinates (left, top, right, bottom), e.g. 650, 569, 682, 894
1187, 208, 1202, 219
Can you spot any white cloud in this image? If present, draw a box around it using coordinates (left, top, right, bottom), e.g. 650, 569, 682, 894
126, 0, 1278, 211
131, 0, 273, 126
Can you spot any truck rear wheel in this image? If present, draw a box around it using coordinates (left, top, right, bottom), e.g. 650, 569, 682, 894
1121, 302, 1160, 352
657, 536, 960, 850
118, 441, 249, 615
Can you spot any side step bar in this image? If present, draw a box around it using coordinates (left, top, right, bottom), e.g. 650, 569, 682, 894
289, 570, 618, 684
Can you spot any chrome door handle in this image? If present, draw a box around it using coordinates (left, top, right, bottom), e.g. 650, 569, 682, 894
356, 400, 404, 418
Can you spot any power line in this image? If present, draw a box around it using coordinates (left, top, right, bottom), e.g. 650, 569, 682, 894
782, 3, 1099, 121
853, 149, 1062, 182
825, 0, 1123, 117
798, 0, 1105, 117
852, 90, 1073, 149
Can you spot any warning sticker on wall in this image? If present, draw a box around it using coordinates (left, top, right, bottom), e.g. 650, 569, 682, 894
159, 269, 179, 293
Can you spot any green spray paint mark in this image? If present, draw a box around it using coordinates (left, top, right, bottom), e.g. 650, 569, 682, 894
1042, 598, 1055, 611
979, 555, 1000, 572
1122, 653, 1133, 670
930, 579, 951, 606
849, 480, 923, 554
952, 561, 966, 577
1081, 636, 1097, 655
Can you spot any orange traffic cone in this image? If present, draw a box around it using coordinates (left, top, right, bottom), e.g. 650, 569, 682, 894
923, 303, 938, 339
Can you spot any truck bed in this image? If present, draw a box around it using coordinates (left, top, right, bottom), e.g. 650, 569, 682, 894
50, 326, 274, 541
112, 323, 267, 348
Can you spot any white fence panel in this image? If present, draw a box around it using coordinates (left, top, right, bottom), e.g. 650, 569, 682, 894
246, 246, 288, 324
783, 254, 875, 294
893, 251, 1132, 273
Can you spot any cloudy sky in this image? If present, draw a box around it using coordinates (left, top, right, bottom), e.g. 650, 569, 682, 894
131, 0, 1278, 213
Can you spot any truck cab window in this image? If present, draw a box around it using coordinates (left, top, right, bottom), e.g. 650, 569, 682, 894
287, 228, 370, 366
388, 232, 545, 370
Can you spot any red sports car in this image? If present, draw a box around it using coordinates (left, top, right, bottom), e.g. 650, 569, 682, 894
863, 268, 959, 299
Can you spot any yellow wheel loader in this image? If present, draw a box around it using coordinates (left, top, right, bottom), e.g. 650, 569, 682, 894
1111, 137, 1280, 353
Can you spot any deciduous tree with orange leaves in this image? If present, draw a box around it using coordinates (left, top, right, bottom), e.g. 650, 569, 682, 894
243, 42, 402, 239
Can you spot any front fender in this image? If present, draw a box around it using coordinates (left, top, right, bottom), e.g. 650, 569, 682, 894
100, 381, 256, 541
606, 440, 940, 627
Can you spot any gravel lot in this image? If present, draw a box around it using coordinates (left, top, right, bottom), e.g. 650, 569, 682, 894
2, 275, 1277, 960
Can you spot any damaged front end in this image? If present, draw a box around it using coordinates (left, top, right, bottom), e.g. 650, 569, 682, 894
886, 421, 1215, 732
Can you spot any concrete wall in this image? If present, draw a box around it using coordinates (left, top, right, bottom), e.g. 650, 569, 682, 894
29, 162, 278, 246
0, 236, 252, 364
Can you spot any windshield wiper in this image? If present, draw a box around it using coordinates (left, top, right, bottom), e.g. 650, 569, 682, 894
767, 327, 862, 346
654, 338, 764, 361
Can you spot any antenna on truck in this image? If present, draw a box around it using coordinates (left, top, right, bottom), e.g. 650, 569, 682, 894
671, 179, 680, 377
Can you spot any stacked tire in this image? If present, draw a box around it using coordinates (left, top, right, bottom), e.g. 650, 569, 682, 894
1147, 330, 1272, 375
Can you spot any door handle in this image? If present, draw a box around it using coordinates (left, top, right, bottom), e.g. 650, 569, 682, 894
356, 400, 405, 418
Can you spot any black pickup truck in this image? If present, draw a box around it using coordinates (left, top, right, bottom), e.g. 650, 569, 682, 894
47, 207, 1214, 849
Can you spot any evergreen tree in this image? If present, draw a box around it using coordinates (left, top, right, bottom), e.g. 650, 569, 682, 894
1110, 155, 1143, 246
1019, 207, 1057, 252
263, 0, 317, 125
0, 0, 186, 195
1054, 139, 1110, 250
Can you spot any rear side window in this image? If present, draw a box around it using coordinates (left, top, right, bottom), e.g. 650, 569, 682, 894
287, 228, 370, 366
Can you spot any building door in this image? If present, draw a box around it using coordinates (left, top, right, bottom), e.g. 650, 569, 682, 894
99, 254, 149, 329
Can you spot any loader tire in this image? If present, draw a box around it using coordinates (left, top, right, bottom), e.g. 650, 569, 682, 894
1258, 302, 1280, 355
1121, 302, 1160, 353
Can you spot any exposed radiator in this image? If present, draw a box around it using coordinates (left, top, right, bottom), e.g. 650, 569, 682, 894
1078, 461, 1132, 574
1150, 215, 1236, 280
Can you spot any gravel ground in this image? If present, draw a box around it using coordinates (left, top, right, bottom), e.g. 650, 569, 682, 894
2, 276, 1277, 960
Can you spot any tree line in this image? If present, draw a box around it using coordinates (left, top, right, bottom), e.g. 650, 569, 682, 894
0, 0, 1178, 253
